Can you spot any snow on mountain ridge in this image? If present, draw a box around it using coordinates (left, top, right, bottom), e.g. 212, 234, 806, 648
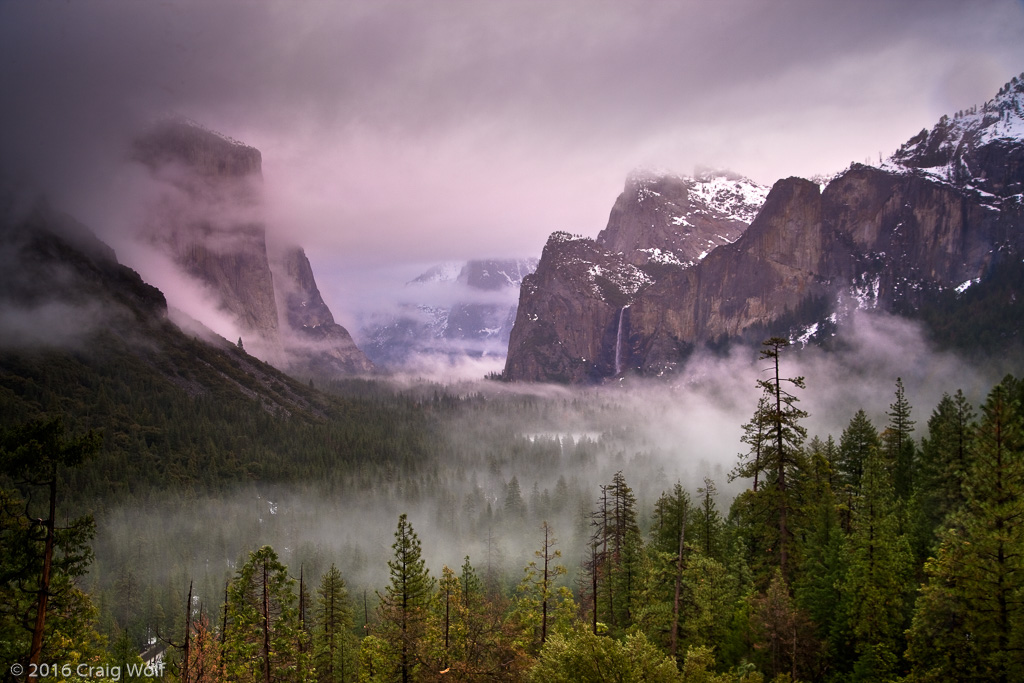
878, 72, 1024, 196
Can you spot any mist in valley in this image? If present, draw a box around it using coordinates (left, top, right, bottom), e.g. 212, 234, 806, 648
86, 309, 1009, 629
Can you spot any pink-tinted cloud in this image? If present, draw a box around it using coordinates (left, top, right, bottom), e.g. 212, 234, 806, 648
2, 1, 1022, 325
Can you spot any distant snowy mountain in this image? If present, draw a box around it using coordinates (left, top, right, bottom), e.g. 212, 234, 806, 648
505, 73, 1024, 382
596, 169, 770, 269
877, 74, 1024, 205
361, 258, 538, 369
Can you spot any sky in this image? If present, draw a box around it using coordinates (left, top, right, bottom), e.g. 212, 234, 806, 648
2, 0, 1024, 330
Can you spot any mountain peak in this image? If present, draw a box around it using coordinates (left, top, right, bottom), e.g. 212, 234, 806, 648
879, 72, 1024, 198
596, 169, 768, 270
133, 118, 263, 179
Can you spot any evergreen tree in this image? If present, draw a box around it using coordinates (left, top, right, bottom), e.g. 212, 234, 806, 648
918, 390, 976, 532
907, 378, 1024, 682
732, 395, 772, 493
884, 377, 917, 501
607, 472, 643, 630
839, 439, 912, 681
223, 545, 307, 683
504, 477, 525, 520
0, 418, 99, 678
519, 521, 567, 649
693, 477, 724, 561
376, 514, 434, 683
793, 436, 845, 668
750, 570, 815, 681
737, 338, 807, 579
836, 410, 881, 533
638, 483, 691, 659
314, 564, 356, 683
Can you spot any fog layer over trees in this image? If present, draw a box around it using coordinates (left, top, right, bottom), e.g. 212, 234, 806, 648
3, 310, 1023, 681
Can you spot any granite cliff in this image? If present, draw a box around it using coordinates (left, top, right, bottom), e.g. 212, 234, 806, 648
132, 120, 373, 377
505, 74, 1024, 382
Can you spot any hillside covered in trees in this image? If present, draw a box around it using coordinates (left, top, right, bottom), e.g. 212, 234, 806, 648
3, 330, 1024, 682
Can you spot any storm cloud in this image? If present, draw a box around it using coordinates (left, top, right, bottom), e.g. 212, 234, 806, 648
2, 0, 1023, 328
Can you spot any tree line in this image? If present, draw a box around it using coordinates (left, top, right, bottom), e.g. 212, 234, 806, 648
3, 337, 1024, 681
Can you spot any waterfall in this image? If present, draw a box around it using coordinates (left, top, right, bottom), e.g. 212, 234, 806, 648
614, 306, 628, 375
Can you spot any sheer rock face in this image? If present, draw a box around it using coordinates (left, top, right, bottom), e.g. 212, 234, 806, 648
505, 77, 1024, 383
133, 121, 280, 354
273, 246, 374, 375
133, 121, 372, 376
504, 170, 770, 383
503, 234, 633, 383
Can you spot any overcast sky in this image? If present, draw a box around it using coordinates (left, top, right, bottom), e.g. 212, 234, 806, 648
3, 0, 1024, 326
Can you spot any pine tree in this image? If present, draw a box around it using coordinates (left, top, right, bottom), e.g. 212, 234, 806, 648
793, 436, 845, 663
0, 419, 99, 679
744, 337, 808, 577
907, 378, 1024, 682
223, 545, 306, 683
732, 395, 772, 492
836, 410, 881, 533
376, 514, 434, 683
918, 390, 976, 531
504, 476, 525, 520
521, 521, 566, 648
750, 570, 815, 680
884, 377, 917, 501
840, 438, 912, 681
314, 564, 356, 683
641, 483, 691, 659
608, 472, 643, 629
693, 477, 724, 561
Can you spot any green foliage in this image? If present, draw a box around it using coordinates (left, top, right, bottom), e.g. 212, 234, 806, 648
836, 410, 880, 533
528, 629, 682, 683
224, 545, 308, 682
375, 514, 434, 683
917, 390, 975, 537
792, 437, 844, 663
513, 521, 571, 652
884, 377, 917, 501
907, 378, 1024, 681
0, 418, 102, 671
693, 477, 725, 562
734, 338, 808, 582
315, 564, 358, 683
8, 293, 1024, 683
681, 645, 764, 683
839, 440, 912, 681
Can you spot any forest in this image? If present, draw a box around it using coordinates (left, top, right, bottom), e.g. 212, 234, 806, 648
2, 333, 1024, 682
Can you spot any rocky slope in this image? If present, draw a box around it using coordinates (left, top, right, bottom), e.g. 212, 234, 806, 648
362, 258, 537, 368
1, 200, 167, 345
505, 74, 1024, 382
0, 197, 348, 427
504, 170, 770, 382
132, 119, 373, 377
273, 246, 374, 375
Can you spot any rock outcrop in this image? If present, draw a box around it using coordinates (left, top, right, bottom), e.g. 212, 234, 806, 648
132, 120, 372, 376
504, 170, 770, 382
273, 246, 375, 376
505, 74, 1024, 382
